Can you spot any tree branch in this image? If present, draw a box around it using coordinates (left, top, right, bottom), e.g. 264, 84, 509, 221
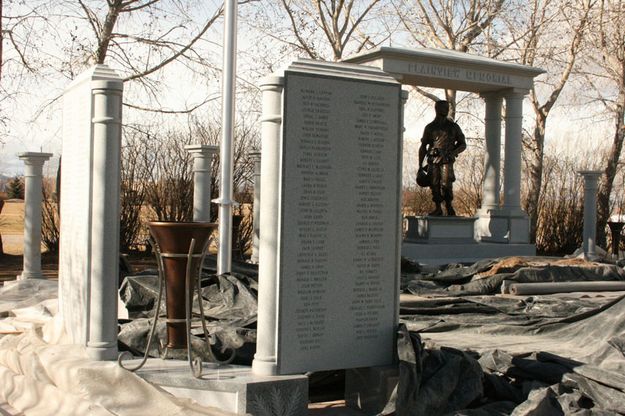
123, 6, 222, 81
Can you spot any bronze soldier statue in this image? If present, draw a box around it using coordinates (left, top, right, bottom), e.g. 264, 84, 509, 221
418, 100, 466, 216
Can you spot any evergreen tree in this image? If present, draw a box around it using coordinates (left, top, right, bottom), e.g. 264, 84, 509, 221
7, 176, 24, 199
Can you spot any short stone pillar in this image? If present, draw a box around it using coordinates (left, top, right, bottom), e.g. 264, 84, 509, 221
252, 75, 283, 376
185, 144, 218, 222
579, 170, 602, 260
250, 149, 261, 264
17, 152, 52, 280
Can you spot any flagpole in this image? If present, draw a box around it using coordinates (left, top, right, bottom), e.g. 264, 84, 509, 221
216, 0, 238, 275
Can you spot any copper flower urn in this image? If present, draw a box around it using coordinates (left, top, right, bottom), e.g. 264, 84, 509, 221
147, 221, 216, 350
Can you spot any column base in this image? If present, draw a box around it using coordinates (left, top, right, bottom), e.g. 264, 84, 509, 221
86, 343, 118, 361
476, 208, 509, 243
475, 208, 530, 244
251, 356, 279, 376
17, 271, 45, 280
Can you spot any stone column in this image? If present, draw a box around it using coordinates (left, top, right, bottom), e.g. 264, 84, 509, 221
250, 149, 262, 264
503, 90, 524, 213
87, 78, 123, 361
579, 171, 602, 260
481, 93, 503, 210
475, 93, 508, 242
17, 152, 52, 280
503, 89, 530, 243
185, 144, 219, 222
252, 75, 283, 376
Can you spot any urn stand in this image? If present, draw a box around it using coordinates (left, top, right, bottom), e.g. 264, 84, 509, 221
119, 221, 236, 377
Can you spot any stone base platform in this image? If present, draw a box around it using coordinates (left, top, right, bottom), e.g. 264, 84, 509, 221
402, 241, 536, 266
132, 359, 308, 415
404, 216, 477, 244
402, 215, 536, 265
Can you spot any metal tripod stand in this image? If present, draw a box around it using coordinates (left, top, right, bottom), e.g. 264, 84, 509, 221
118, 237, 236, 378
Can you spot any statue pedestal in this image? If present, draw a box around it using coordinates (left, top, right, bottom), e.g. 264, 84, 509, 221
476, 208, 530, 244
404, 216, 477, 244
402, 215, 535, 266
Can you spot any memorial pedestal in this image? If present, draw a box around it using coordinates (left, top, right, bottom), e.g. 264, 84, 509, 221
133, 359, 308, 415
404, 216, 477, 244
508, 212, 531, 244
475, 209, 509, 243
403, 215, 535, 266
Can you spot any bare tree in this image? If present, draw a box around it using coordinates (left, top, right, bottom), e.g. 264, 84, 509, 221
584, 0, 625, 246
534, 153, 584, 255
0, 0, 47, 78
392, 0, 506, 115
1, 0, 3, 82
0, 1, 56, 137
41, 178, 60, 253
119, 127, 148, 251
453, 138, 485, 216
251, 0, 384, 62
506, 0, 594, 241
60, 0, 226, 109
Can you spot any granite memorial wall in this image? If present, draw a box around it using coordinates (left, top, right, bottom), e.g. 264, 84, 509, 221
254, 60, 405, 374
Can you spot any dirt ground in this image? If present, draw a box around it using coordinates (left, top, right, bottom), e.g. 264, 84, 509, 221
0, 200, 158, 282
0, 252, 157, 284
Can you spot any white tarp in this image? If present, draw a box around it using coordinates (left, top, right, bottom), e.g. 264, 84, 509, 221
0, 281, 230, 416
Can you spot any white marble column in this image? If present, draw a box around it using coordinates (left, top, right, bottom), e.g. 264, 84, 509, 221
579, 171, 602, 260
87, 79, 123, 361
475, 93, 508, 242
503, 89, 530, 243
503, 90, 525, 213
252, 75, 283, 376
250, 149, 262, 264
480, 93, 503, 210
17, 152, 52, 280
185, 144, 218, 222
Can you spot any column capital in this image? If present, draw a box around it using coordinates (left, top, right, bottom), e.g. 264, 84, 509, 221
18, 152, 53, 166
185, 144, 219, 158
578, 170, 602, 178
400, 89, 410, 102
479, 91, 504, 101
579, 170, 603, 189
503, 88, 529, 99
260, 75, 285, 91
250, 149, 262, 175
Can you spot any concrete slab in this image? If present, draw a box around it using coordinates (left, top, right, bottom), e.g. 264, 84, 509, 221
133, 359, 308, 415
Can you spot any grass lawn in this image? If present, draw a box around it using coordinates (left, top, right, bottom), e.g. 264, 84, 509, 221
0, 200, 24, 235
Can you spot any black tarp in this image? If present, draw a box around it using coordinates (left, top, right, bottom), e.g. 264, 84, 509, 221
117, 255, 625, 413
